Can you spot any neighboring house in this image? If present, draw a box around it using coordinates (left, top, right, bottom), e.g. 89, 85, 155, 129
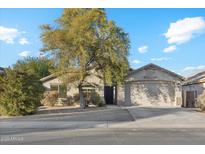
40, 63, 185, 107
182, 71, 205, 108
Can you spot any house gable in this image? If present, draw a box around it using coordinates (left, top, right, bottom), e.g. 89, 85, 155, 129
126, 63, 184, 82
184, 71, 205, 85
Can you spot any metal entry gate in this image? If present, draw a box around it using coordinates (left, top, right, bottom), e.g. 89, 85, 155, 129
186, 91, 197, 108
104, 86, 114, 104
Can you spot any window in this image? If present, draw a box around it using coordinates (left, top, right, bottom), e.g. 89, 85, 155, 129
50, 84, 67, 98
50, 84, 58, 91
59, 85, 67, 98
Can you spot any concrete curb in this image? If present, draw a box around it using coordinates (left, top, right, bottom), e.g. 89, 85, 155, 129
125, 108, 136, 121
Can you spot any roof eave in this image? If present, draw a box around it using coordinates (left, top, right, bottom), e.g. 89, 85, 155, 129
127, 63, 185, 81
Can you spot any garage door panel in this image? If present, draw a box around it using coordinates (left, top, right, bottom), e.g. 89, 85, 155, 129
130, 82, 175, 106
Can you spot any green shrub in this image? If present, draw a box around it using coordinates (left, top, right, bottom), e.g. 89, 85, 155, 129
73, 93, 80, 103
0, 69, 44, 116
41, 91, 59, 107
89, 91, 105, 107
197, 91, 205, 111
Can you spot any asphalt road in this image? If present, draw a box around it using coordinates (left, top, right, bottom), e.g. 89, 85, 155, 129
1, 128, 205, 145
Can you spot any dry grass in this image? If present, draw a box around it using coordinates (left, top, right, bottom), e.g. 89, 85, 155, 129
41, 91, 59, 107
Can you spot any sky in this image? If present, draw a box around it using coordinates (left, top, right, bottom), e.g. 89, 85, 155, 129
0, 9, 205, 77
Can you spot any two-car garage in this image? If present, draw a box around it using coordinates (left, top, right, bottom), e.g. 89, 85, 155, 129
122, 64, 184, 106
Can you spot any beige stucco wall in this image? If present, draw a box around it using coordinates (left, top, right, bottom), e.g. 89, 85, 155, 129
116, 85, 125, 105
127, 68, 182, 82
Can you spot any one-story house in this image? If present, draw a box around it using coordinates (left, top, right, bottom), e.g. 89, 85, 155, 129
182, 71, 205, 108
40, 63, 186, 107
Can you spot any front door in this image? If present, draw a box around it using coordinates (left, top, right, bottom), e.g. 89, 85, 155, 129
104, 86, 114, 104
186, 91, 196, 108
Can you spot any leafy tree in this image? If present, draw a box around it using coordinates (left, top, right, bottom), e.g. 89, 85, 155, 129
40, 9, 130, 108
0, 69, 44, 116
13, 57, 55, 79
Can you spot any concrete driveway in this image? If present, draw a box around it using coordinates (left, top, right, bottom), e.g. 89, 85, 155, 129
117, 106, 205, 128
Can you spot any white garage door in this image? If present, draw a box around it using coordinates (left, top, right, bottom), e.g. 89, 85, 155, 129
130, 82, 175, 106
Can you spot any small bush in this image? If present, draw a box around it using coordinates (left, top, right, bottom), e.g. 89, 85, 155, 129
0, 69, 44, 116
89, 91, 105, 107
73, 93, 80, 103
41, 91, 59, 107
66, 94, 79, 106
197, 91, 205, 111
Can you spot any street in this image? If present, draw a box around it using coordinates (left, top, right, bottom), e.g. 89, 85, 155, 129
1, 128, 205, 145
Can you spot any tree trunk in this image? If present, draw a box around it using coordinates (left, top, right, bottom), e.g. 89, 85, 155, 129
79, 85, 85, 109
